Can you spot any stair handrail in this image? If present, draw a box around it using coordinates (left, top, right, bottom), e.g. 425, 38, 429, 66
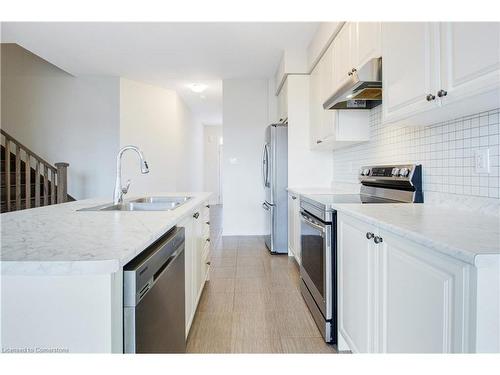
1, 128, 69, 212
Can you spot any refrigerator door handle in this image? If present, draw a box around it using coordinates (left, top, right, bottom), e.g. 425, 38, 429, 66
262, 144, 269, 187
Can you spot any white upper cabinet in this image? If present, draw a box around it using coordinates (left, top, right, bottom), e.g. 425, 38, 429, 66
332, 23, 354, 92
277, 79, 288, 122
309, 22, 374, 150
352, 22, 382, 70
382, 22, 500, 126
382, 22, 441, 124
439, 22, 500, 106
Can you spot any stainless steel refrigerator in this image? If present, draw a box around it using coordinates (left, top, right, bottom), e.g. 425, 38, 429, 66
261, 123, 288, 254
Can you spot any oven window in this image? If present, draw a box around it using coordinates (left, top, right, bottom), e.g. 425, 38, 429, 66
301, 216, 325, 298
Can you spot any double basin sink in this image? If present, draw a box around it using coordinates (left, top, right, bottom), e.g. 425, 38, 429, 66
79, 196, 192, 211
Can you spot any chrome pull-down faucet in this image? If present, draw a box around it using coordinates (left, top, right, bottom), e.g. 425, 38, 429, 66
113, 145, 149, 204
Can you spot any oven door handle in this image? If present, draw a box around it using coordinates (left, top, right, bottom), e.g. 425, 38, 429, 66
300, 212, 326, 234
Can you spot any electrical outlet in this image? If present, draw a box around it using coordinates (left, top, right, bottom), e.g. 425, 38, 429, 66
474, 149, 490, 174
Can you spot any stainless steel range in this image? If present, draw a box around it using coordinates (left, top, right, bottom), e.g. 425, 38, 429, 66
299, 164, 423, 344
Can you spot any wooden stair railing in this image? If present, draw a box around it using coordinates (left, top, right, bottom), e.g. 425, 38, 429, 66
1, 129, 70, 213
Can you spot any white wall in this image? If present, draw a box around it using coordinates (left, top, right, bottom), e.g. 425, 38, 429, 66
203, 125, 222, 205
176, 98, 204, 192
119, 78, 203, 196
222, 79, 271, 235
1, 44, 120, 199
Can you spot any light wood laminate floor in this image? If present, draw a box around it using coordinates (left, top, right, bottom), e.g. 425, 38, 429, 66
186, 205, 336, 354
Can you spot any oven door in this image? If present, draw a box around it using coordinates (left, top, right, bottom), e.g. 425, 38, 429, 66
299, 209, 332, 320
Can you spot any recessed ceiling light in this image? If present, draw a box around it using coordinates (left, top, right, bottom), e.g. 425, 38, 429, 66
188, 83, 207, 93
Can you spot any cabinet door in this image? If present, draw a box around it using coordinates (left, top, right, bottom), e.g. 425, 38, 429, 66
332, 23, 353, 93
353, 22, 381, 69
309, 59, 322, 147
292, 195, 301, 264
287, 193, 296, 257
277, 79, 288, 122
319, 43, 336, 140
337, 213, 378, 353
439, 22, 500, 105
192, 209, 204, 302
179, 216, 195, 337
378, 230, 472, 353
382, 22, 441, 124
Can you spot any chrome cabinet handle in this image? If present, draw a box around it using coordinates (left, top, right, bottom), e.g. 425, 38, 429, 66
366, 232, 374, 240
426, 93, 436, 101
374, 236, 383, 244
206, 204, 210, 208
437, 89, 448, 98
351, 68, 357, 73
348, 71, 353, 76
193, 212, 200, 219
316, 140, 323, 144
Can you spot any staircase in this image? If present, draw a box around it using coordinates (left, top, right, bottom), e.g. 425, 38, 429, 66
1, 129, 71, 213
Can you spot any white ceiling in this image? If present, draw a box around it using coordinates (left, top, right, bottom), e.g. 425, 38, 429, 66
1, 22, 319, 124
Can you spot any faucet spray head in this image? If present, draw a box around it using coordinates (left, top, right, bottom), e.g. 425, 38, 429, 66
141, 160, 149, 174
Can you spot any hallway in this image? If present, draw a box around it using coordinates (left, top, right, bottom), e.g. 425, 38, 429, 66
186, 205, 337, 353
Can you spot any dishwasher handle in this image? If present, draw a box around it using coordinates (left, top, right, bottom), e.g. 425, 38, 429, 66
153, 246, 183, 282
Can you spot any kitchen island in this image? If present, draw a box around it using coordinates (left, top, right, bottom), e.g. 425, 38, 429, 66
1, 192, 211, 353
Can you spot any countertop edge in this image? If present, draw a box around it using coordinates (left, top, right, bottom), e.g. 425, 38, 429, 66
333, 205, 492, 265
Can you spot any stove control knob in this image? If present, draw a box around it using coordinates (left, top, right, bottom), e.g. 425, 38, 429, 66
399, 168, 410, 177
391, 168, 400, 177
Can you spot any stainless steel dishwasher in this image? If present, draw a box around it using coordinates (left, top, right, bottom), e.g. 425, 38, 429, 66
123, 226, 185, 353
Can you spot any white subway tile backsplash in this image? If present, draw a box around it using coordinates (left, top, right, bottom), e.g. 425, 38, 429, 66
332, 107, 500, 200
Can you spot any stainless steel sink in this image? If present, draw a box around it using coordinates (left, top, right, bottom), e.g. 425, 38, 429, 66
78, 196, 192, 211
130, 196, 192, 204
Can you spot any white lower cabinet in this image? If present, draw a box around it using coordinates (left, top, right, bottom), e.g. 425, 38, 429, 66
337, 212, 473, 353
287, 193, 301, 264
337, 213, 378, 353
180, 201, 210, 337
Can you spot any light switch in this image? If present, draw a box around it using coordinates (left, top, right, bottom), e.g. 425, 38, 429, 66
474, 149, 490, 174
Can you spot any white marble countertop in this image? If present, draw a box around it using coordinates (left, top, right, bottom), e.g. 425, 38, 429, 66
310, 198, 500, 265
0, 192, 211, 276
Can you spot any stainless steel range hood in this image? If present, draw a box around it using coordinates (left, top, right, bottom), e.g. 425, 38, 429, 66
323, 57, 382, 110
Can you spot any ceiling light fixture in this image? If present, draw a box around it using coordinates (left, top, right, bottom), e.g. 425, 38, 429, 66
188, 83, 207, 93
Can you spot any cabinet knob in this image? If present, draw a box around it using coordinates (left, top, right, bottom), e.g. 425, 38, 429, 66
347, 71, 353, 76
351, 68, 357, 73
206, 238, 210, 242
206, 204, 210, 208
437, 89, 448, 98
374, 236, 383, 244
206, 221, 210, 225
206, 261, 211, 266
193, 212, 200, 219
426, 93, 436, 102
366, 232, 374, 240
291, 196, 297, 200
316, 140, 323, 144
